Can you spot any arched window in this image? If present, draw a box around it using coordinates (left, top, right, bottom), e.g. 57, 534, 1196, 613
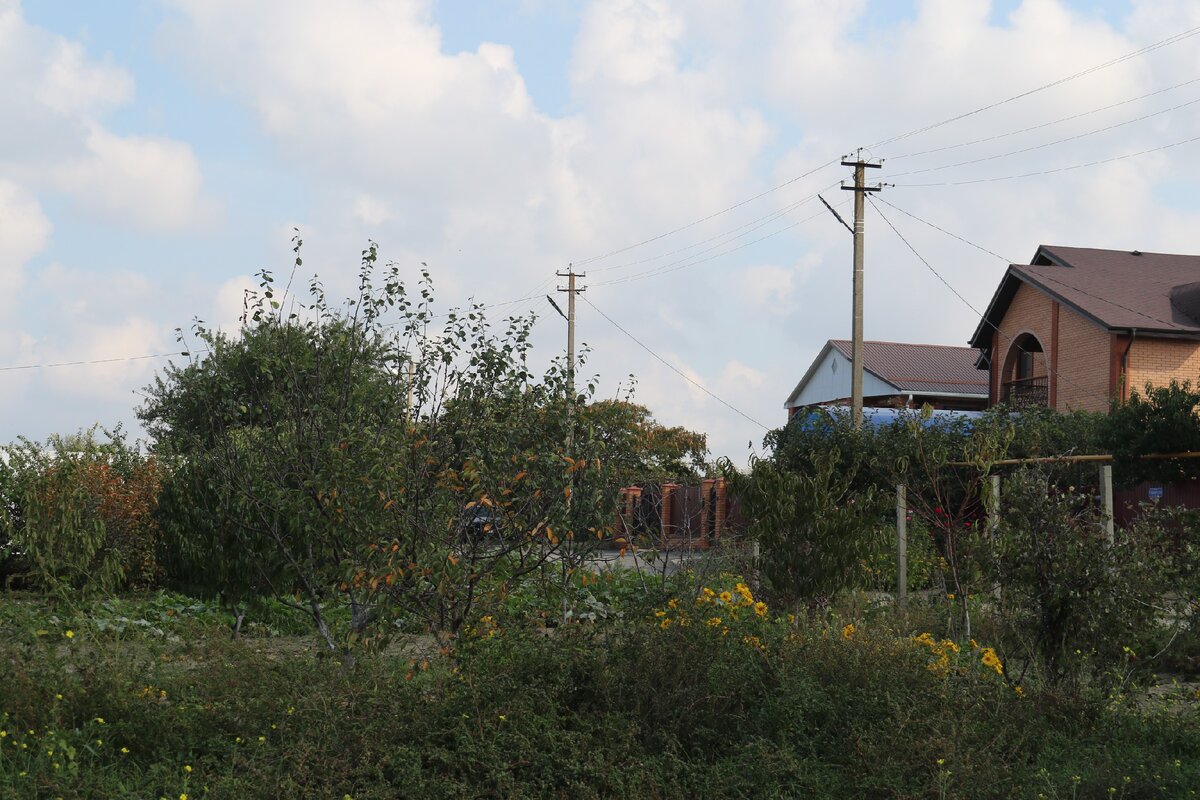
1001, 333, 1048, 407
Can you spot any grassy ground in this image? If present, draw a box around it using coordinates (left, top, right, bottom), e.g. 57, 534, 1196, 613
2, 589, 1199, 799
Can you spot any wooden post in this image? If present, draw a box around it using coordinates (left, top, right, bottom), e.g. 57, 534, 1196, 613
988, 474, 1001, 538
896, 484, 907, 607
1099, 463, 1114, 545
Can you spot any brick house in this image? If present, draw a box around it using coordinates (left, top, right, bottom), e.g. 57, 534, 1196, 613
970, 245, 1200, 412
784, 339, 989, 418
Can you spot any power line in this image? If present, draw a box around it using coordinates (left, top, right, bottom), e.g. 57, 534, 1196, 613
582, 295, 770, 431
591, 201, 842, 288
868, 22, 1200, 149
868, 196, 1112, 406
877, 195, 1197, 335
892, 132, 1200, 187
0, 351, 196, 373
886, 93, 1200, 179
572, 159, 840, 268
589, 181, 841, 275
888, 75, 1200, 161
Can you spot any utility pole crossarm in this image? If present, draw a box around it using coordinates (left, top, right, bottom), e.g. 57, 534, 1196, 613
839, 150, 884, 429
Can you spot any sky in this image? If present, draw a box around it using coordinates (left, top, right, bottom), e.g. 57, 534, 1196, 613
3, 0, 1200, 462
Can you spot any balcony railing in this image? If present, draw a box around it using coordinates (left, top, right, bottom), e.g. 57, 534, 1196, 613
1002, 376, 1049, 407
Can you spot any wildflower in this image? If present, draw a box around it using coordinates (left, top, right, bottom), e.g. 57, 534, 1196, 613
258, 736, 265, 743
498, 715, 506, 721
946, 593, 955, 600
181, 794, 188, 800
706, 617, 722, 627
54, 694, 62, 701
970, 639, 979, 649
654, 610, 667, 618
753, 601, 768, 618
700, 587, 716, 602
787, 613, 796, 624
1014, 686, 1024, 696
980, 647, 1004, 675
718, 591, 733, 604
914, 632, 936, 647
96, 739, 103, 746
184, 765, 192, 773
667, 598, 678, 610
0, 731, 5, 738
121, 747, 130, 754
940, 639, 960, 654
659, 617, 672, 630
842, 623, 856, 639
64, 630, 74, 639
735, 583, 754, 604
287, 707, 295, 715
95, 717, 105, 725
936, 758, 945, 766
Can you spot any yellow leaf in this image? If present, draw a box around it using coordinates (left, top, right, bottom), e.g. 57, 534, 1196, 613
447, 553, 460, 566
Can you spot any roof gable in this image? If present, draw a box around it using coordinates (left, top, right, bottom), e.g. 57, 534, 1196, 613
970, 245, 1200, 351
785, 339, 987, 408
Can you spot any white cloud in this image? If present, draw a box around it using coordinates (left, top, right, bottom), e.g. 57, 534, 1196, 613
0, 179, 51, 300
0, 1, 214, 232
54, 126, 216, 231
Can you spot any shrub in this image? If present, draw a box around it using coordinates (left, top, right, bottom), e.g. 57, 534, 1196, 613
0, 427, 161, 594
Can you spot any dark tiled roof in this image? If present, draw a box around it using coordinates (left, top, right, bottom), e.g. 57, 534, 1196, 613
970, 245, 1200, 349
828, 340, 988, 395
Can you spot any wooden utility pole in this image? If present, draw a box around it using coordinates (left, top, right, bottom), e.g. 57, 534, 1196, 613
556, 266, 585, 395
557, 266, 585, 455
840, 150, 882, 428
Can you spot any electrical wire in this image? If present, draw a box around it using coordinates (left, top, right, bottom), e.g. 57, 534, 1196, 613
0, 351, 197, 373
867, 196, 1113, 406
589, 181, 841, 275
582, 295, 770, 431
878, 195, 1199, 334
888, 75, 1200, 160
868, 22, 1200, 149
571, 159, 840, 268
591, 201, 842, 288
886, 93, 1200, 179
892, 132, 1200, 187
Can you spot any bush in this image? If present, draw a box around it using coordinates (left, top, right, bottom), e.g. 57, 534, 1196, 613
987, 467, 1173, 687
0, 427, 161, 594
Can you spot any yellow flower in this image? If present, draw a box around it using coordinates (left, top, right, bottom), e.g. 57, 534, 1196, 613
54, 694, 62, 701
184, 765, 192, 773
718, 591, 733, 604
64, 630, 74, 639
667, 598, 678, 610
180, 794, 188, 800
842, 623, 856, 639
258, 736, 266, 743
659, 617, 672, 630
936, 758, 945, 766
94, 717, 105, 725
980, 647, 1004, 675
946, 593, 955, 600
753, 601, 768, 618
940, 639, 960, 654
707, 617, 722, 627
0, 731, 5, 738
735, 583, 754, 604
1014, 686, 1024, 696
121, 747, 130, 754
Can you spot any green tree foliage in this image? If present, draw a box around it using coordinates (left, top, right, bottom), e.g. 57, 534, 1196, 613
141, 239, 623, 656
988, 466, 1170, 686
0, 427, 160, 594
579, 399, 708, 484
1104, 379, 1200, 485
724, 452, 886, 603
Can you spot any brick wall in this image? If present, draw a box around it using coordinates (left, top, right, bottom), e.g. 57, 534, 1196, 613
1054, 303, 1110, 412
1127, 338, 1200, 398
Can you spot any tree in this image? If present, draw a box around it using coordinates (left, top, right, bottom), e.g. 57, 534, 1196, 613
578, 399, 708, 485
1104, 378, 1200, 486
0, 426, 161, 594
142, 239, 623, 659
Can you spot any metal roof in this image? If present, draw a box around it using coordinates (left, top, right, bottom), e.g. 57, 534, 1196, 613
826, 339, 989, 395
